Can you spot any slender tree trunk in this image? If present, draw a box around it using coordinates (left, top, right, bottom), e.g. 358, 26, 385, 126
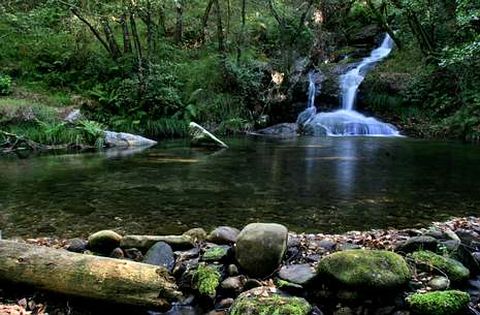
201, 0, 215, 42
71, 8, 112, 58
145, 0, 154, 57
366, 0, 402, 49
158, 4, 167, 35
130, 11, 145, 87
101, 17, 120, 59
236, 0, 246, 64
120, 13, 132, 54
175, 0, 184, 43
214, 0, 226, 55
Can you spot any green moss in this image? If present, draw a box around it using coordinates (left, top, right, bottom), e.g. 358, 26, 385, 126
410, 251, 470, 282
192, 264, 221, 296
407, 290, 470, 315
230, 293, 311, 315
317, 250, 411, 289
202, 245, 229, 261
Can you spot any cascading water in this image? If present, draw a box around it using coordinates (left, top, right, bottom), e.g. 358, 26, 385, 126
299, 34, 401, 137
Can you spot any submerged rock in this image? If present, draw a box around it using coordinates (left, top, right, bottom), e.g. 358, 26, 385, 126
188, 122, 228, 148
316, 250, 411, 290
253, 123, 298, 137
235, 223, 288, 277
410, 251, 470, 282
207, 226, 240, 244
229, 287, 312, 315
144, 241, 175, 272
87, 230, 122, 254
104, 131, 157, 147
406, 290, 470, 315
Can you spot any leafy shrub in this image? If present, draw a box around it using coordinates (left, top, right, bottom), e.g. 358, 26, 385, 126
0, 74, 12, 95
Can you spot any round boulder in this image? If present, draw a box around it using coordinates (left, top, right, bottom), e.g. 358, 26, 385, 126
235, 223, 288, 277
207, 226, 240, 244
87, 230, 122, 254
317, 250, 411, 290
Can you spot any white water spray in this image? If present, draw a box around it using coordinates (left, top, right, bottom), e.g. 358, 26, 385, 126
298, 34, 401, 137
341, 34, 394, 111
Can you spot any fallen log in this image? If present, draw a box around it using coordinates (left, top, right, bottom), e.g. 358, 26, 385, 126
121, 235, 194, 251
0, 240, 182, 309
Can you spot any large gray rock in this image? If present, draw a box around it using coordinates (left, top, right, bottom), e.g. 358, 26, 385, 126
317, 250, 411, 290
143, 241, 175, 272
104, 131, 157, 147
188, 122, 228, 148
235, 223, 288, 277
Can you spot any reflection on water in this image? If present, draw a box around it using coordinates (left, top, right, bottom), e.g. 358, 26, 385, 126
0, 137, 479, 238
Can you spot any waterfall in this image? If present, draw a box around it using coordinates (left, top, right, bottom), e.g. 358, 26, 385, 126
298, 34, 401, 137
296, 71, 318, 127
341, 34, 394, 111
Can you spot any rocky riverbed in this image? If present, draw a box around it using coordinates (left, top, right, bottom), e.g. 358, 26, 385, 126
1, 217, 480, 315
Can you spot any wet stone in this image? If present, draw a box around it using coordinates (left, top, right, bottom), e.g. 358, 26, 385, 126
110, 247, 124, 259
207, 226, 240, 244
143, 241, 175, 272
278, 264, 316, 285
66, 238, 87, 253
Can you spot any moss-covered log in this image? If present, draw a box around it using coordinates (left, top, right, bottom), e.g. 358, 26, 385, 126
0, 240, 182, 309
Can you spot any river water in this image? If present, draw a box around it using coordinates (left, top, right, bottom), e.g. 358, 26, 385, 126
1, 136, 479, 238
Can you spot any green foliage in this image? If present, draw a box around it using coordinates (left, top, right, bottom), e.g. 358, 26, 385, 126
230, 293, 312, 315
407, 290, 470, 315
192, 264, 221, 296
0, 74, 12, 95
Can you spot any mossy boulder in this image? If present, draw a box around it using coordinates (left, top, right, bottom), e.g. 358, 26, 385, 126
235, 223, 288, 277
407, 290, 470, 315
87, 230, 122, 254
316, 250, 411, 290
410, 251, 470, 282
229, 287, 311, 315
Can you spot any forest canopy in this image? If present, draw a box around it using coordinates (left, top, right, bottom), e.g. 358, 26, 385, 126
0, 0, 479, 141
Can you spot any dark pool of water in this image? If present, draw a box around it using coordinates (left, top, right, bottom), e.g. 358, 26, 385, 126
1, 136, 479, 238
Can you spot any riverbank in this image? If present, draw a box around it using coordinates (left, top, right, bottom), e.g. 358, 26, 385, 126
1, 217, 479, 315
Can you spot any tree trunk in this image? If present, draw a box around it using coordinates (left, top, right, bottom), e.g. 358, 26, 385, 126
0, 240, 181, 309
201, 0, 215, 43
214, 0, 226, 55
71, 8, 112, 58
119, 14, 132, 54
101, 17, 121, 59
236, 0, 246, 64
366, 0, 402, 49
175, 0, 184, 43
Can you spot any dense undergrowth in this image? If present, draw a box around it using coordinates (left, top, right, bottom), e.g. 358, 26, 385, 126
0, 0, 479, 143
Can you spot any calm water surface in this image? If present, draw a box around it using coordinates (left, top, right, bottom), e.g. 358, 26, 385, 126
1, 136, 479, 238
